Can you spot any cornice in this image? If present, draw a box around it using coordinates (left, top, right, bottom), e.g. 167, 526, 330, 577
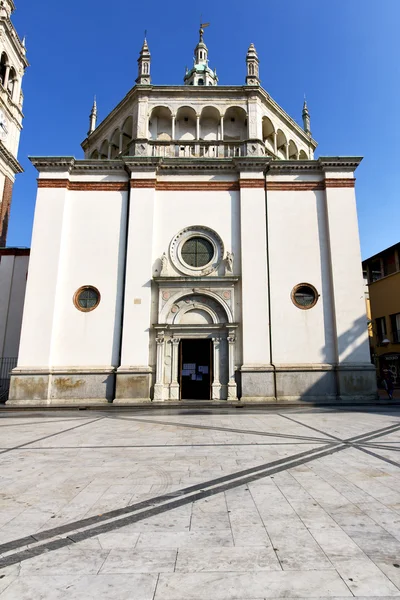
153, 276, 239, 283
0, 17, 29, 68
0, 140, 22, 173
318, 156, 363, 172
29, 155, 362, 179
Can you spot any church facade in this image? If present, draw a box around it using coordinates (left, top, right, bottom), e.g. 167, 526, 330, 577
9, 28, 376, 405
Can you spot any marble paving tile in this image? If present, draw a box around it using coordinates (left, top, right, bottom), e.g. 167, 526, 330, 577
19, 547, 110, 575
154, 570, 352, 599
136, 530, 234, 548
0, 574, 158, 599
175, 546, 281, 572
100, 548, 177, 573
334, 558, 400, 596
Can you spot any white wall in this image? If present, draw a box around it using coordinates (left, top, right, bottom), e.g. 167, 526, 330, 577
325, 184, 370, 363
50, 190, 128, 367
18, 185, 128, 369
268, 188, 336, 365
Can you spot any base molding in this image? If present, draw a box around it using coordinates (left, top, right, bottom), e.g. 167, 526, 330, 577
7, 363, 378, 406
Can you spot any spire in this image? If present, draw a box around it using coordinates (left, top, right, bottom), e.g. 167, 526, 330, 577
136, 36, 151, 85
88, 96, 97, 136
184, 23, 218, 86
302, 96, 311, 135
246, 43, 260, 86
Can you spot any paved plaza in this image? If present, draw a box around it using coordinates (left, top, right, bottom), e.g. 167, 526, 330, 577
1, 407, 400, 598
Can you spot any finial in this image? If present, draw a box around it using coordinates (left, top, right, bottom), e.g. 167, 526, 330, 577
88, 95, 98, 136
302, 95, 311, 134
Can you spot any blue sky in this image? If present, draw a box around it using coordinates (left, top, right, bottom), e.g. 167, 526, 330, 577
7, 0, 400, 260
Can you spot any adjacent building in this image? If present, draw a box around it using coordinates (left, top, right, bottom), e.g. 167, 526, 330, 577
363, 243, 400, 386
0, 0, 27, 247
8, 27, 376, 405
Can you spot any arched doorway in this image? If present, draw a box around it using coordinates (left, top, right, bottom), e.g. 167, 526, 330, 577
155, 291, 237, 401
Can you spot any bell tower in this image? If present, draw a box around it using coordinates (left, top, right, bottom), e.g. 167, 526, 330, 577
184, 24, 218, 86
0, 0, 28, 247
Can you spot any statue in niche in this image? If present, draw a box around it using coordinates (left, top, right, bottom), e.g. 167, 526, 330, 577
225, 251, 234, 275
160, 252, 168, 276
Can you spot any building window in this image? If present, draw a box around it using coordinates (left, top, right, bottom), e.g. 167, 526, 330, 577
376, 316, 387, 343
73, 286, 101, 312
198, 78, 204, 85
181, 237, 214, 268
391, 313, 400, 343
291, 284, 319, 309
170, 225, 224, 276
370, 258, 382, 282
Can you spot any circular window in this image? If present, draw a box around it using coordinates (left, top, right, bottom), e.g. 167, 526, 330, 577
291, 283, 318, 309
73, 286, 101, 312
181, 237, 214, 268
169, 226, 224, 276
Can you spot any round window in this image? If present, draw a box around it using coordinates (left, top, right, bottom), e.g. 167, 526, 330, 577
181, 237, 214, 268
73, 286, 101, 312
291, 284, 318, 309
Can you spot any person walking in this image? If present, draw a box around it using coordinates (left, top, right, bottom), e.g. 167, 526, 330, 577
383, 370, 395, 400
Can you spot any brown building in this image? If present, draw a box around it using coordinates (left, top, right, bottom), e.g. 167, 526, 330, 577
362, 242, 400, 387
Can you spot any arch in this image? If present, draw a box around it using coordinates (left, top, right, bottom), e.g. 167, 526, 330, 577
121, 116, 133, 154
288, 139, 298, 160
223, 106, 247, 141
7, 66, 16, 98
299, 149, 308, 160
90, 150, 100, 159
276, 129, 287, 159
160, 289, 233, 324
176, 305, 216, 325
262, 116, 275, 153
176, 106, 197, 140
99, 139, 109, 159
0, 52, 8, 86
198, 78, 204, 86
200, 105, 220, 140
149, 105, 172, 140
109, 129, 120, 159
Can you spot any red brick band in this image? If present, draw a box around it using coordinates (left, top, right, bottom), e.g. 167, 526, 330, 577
37, 180, 129, 191
130, 179, 157, 188
325, 178, 356, 188
267, 181, 325, 191
239, 179, 265, 189
0, 177, 13, 247
155, 181, 239, 191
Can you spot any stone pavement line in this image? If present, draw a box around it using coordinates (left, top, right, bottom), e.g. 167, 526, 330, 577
0, 416, 105, 456
2, 419, 400, 569
105, 414, 330, 443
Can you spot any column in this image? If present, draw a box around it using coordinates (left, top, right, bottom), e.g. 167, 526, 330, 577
220, 116, 224, 140
196, 115, 200, 139
273, 131, 277, 154
285, 142, 289, 160
169, 338, 180, 400
116, 171, 156, 401
107, 143, 112, 159
322, 162, 376, 398
212, 337, 222, 400
3, 65, 10, 90
227, 335, 237, 400
119, 132, 124, 153
171, 116, 176, 140
154, 335, 165, 400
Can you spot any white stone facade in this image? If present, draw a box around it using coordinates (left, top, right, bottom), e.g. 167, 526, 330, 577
8, 33, 376, 405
